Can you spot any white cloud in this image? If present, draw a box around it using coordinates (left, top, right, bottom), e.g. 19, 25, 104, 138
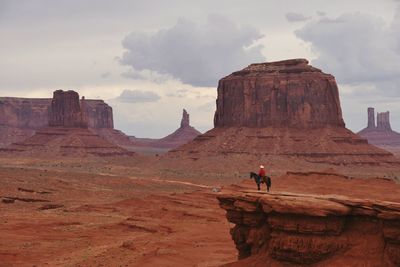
295, 9, 400, 132
116, 89, 161, 103
120, 15, 265, 87
295, 11, 400, 96
286, 12, 311, 22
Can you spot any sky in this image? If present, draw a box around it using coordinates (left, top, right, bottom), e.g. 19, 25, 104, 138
1, 0, 399, 138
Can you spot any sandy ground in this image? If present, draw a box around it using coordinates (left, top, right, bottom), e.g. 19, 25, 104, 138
0, 165, 237, 267
1, 156, 399, 267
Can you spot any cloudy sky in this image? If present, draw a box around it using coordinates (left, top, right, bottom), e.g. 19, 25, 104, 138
1, 0, 399, 137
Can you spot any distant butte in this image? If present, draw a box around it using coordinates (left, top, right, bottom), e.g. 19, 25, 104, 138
0, 90, 133, 157
130, 109, 201, 151
358, 108, 400, 155
164, 59, 399, 175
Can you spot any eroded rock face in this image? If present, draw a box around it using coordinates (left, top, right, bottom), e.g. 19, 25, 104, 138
0, 94, 113, 130
214, 59, 345, 128
358, 108, 400, 152
0, 98, 51, 129
181, 109, 190, 128
49, 90, 87, 128
85, 99, 114, 129
218, 191, 400, 266
0, 92, 114, 147
377, 111, 392, 131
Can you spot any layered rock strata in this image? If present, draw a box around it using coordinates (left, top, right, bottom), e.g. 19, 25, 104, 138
218, 191, 400, 266
166, 59, 398, 173
49, 90, 87, 128
1, 128, 133, 157
214, 59, 345, 128
1, 90, 132, 157
0, 94, 114, 147
358, 108, 400, 155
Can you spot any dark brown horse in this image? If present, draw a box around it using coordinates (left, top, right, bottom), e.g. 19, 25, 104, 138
250, 172, 271, 191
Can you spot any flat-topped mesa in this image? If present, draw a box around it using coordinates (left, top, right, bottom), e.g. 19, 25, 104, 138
214, 58, 345, 128
180, 109, 190, 128
377, 111, 392, 131
84, 99, 114, 129
48, 90, 87, 128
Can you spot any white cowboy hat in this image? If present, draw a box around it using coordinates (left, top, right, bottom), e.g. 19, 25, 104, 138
260, 165, 264, 168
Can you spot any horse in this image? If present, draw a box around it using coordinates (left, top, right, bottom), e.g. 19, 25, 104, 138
250, 172, 272, 191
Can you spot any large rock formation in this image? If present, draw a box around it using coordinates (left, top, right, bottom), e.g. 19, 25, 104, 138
358, 108, 400, 156
164, 59, 398, 176
214, 59, 345, 128
130, 109, 201, 152
218, 185, 400, 266
0, 98, 50, 146
48, 90, 87, 128
0, 93, 115, 147
1, 90, 133, 157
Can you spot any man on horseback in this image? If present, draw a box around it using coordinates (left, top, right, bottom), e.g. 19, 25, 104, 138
249, 165, 272, 192
259, 165, 272, 192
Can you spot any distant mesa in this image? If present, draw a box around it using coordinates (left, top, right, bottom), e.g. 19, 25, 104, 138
0, 90, 133, 157
358, 108, 400, 155
164, 59, 399, 174
130, 109, 201, 151
0, 91, 119, 147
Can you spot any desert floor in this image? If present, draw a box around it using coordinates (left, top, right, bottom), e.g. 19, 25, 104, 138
1, 156, 400, 267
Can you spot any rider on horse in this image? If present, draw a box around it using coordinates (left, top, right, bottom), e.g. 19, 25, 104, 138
258, 165, 272, 192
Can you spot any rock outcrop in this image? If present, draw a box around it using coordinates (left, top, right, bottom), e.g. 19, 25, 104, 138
0, 93, 115, 147
1, 90, 133, 157
214, 59, 345, 129
181, 109, 190, 128
164, 59, 398, 175
130, 109, 201, 152
48, 90, 87, 128
218, 190, 400, 266
358, 108, 400, 156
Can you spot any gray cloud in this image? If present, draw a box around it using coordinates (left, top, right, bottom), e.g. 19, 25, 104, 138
295, 11, 400, 97
116, 89, 161, 103
286, 12, 311, 22
120, 15, 265, 87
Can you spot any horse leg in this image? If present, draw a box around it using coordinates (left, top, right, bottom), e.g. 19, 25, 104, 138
257, 183, 260, 191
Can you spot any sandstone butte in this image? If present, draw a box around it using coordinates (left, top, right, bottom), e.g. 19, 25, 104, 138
130, 108, 201, 150
358, 107, 400, 156
164, 59, 399, 176
0, 91, 122, 147
0, 90, 133, 157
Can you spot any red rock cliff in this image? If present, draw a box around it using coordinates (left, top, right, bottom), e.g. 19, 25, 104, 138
218, 189, 400, 266
214, 59, 345, 128
0, 98, 51, 129
49, 90, 87, 127
0, 95, 113, 129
